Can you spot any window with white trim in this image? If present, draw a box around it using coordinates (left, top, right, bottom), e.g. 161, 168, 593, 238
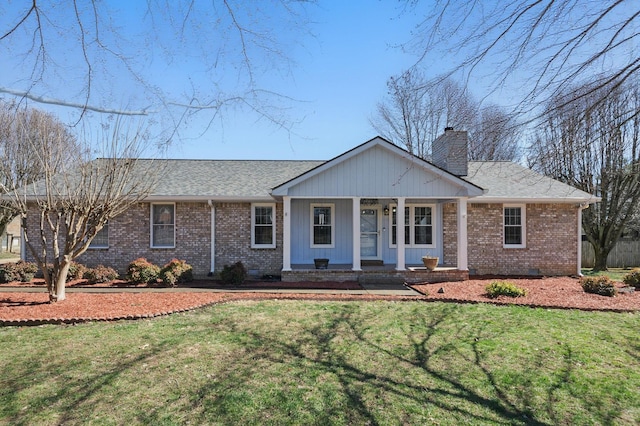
311, 204, 334, 247
252, 203, 276, 248
151, 203, 175, 248
89, 222, 109, 249
504, 205, 526, 248
390, 204, 435, 247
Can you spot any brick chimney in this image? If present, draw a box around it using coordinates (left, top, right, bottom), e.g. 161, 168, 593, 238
432, 127, 468, 176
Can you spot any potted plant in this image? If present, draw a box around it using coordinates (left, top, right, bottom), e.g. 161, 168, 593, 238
421, 256, 438, 271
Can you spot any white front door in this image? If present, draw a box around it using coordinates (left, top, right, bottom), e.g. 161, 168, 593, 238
360, 208, 380, 259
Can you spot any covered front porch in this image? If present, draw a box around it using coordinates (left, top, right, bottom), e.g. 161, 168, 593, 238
270, 137, 484, 283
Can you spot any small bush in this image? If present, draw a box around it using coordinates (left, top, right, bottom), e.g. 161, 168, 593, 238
220, 261, 247, 285
580, 276, 617, 297
67, 262, 88, 282
0, 261, 38, 283
127, 258, 161, 284
85, 265, 119, 284
485, 281, 527, 298
159, 259, 193, 287
622, 268, 640, 289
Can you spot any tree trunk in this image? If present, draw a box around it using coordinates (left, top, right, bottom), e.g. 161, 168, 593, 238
49, 262, 71, 302
592, 245, 611, 272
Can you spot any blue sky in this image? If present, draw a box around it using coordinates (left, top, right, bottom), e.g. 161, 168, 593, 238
170, 1, 422, 160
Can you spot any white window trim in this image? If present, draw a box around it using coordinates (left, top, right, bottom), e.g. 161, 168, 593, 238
310, 203, 335, 248
503, 204, 526, 249
389, 203, 436, 249
151, 203, 176, 248
251, 203, 276, 249
88, 222, 109, 249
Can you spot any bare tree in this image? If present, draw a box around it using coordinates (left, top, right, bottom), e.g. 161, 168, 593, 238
470, 105, 521, 161
2, 113, 159, 302
371, 71, 477, 159
0, 101, 80, 237
371, 71, 520, 161
403, 0, 640, 118
0, 1, 314, 138
529, 78, 640, 271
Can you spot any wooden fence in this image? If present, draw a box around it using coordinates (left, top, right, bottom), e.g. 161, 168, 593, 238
582, 240, 640, 268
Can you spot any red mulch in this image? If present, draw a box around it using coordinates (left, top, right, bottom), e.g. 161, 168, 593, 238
0, 277, 638, 325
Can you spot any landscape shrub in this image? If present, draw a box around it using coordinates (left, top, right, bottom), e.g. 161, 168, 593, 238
220, 261, 247, 285
127, 258, 160, 284
485, 280, 527, 298
85, 265, 119, 284
0, 263, 20, 283
622, 268, 640, 289
159, 259, 193, 287
580, 276, 617, 297
0, 261, 38, 283
67, 262, 88, 282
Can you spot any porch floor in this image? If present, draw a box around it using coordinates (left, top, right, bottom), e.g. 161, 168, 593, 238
284, 264, 468, 284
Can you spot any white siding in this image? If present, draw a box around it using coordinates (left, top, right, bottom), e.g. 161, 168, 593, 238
285, 145, 470, 198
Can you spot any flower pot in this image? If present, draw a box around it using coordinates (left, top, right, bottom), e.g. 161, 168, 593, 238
314, 258, 329, 269
421, 256, 438, 271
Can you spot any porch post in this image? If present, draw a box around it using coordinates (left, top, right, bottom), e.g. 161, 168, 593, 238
457, 198, 468, 271
396, 197, 406, 271
352, 197, 361, 271
282, 196, 292, 271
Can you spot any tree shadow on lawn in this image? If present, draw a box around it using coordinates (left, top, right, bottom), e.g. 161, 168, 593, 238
190, 303, 630, 425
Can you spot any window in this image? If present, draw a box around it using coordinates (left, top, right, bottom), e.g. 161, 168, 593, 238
311, 204, 334, 247
89, 222, 109, 249
151, 203, 175, 248
504, 205, 526, 248
391, 206, 410, 245
252, 203, 276, 248
390, 204, 435, 247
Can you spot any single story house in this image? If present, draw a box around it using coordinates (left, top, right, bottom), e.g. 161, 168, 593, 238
23, 129, 598, 282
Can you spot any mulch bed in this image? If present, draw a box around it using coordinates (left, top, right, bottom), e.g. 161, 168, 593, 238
0, 276, 638, 326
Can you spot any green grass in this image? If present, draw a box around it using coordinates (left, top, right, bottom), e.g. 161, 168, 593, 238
0, 252, 19, 261
581, 267, 635, 281
1, 301, 639, 425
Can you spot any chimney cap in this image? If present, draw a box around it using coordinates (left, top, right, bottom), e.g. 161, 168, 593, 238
444, 126, 454, 131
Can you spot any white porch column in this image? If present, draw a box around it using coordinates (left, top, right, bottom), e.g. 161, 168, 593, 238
396, 197, 406, 271
457, 198, 468, 271
282, 196, 292, 271
577, 204, 587, 276
352, 197, 361, 271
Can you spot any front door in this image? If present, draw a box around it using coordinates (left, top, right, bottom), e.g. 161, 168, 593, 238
360, 208, 380, 259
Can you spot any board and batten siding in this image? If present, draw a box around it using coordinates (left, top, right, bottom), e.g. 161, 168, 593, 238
290, 199, 353, 264
284, 145, 470, 198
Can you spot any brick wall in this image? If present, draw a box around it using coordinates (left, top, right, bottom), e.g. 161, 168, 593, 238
214, 202, 283, 277
466, 203, 578, 276
442, 203, 458, 266
25, 202, 212, 277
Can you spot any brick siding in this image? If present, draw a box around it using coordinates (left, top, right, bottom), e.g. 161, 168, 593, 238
466, 203, 578, 276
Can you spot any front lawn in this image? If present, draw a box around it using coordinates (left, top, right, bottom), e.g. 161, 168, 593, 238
1, 301, 638, 425
581, 267, 636, 282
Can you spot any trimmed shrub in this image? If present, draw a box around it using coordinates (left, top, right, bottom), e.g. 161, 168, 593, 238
0, 261, 39, 283
67, 262, 88, 282
485, 280, 527, 298
16, 261, 38, 282
580, 276, 617, 297
85, 265, 119, 284
220, 261, 247, 285
622, 268, 640, 289
127, 258, 161, 284
159, 259, 193, 287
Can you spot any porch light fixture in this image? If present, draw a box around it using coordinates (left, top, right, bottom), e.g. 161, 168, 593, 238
383, 205, 389, 216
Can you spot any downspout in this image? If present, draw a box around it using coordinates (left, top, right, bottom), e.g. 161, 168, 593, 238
208, 200, 215, 275
577, 203, 589, 276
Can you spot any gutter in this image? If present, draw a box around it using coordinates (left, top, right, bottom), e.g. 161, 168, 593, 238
208, 200, 215, 275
